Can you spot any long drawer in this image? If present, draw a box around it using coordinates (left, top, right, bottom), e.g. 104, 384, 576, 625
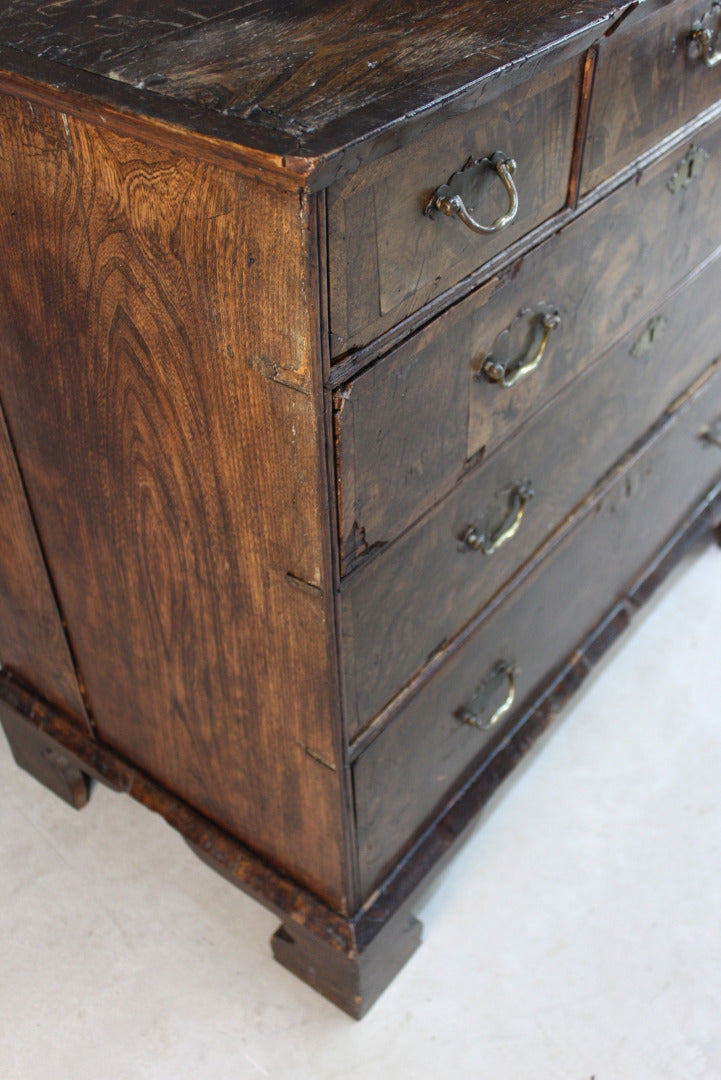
327, 55, 581, 357
335, 107, 721, 570
582, 0, 721, 195
353, 358, 721, 897
341, 252, 721, 737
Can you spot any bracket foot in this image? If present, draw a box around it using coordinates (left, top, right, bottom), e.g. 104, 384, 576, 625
0, 700, 90, 809
272, 908, 422, 1019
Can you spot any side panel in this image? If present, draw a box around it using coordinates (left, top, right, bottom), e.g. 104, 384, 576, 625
0, 401, 88, 724
0, 92, 348, 909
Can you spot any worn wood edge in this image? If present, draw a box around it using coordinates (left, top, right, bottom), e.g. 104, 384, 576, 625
2, 483, 718, 1014
327, 95, 721, 384
307, 190, 362, 913
270, 904, 423, 1018
577, 97, 721, 207
300, 9, 627, 190
0, 10, 631, 192
337, 242, 721, 582
0, 392, 94, 732
0, 50, 312, 191
347, 358, 721, 759
568, 45, 599, 209
353, 479, 721, 941
0, 670, 357, 933
0, 670, 423, 1017
0, 4, 698, 205
0, 699, 92, 809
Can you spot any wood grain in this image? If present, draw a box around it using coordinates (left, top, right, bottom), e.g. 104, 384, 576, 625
0, 698, 90, 807
0, 93, 350, 910
327, 55, 581, 356
0, 401, 89, 724
0, 0, 236, 65
353, 357, 721, 895
0, 1, 640, 160
582, 0, 721, 193
341, 256, 721, 735
335, 105, 721, 568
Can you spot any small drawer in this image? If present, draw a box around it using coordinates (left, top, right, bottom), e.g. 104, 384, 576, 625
335, 106, 721, 572
582, 0, 721, 195
353, 359, 721, 897
341, 253, 721, 737
327, 55, 581, 357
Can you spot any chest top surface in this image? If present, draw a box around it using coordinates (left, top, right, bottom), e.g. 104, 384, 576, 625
0, 0, 643, 170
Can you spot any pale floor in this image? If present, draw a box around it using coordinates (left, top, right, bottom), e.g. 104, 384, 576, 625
1, 543, 721, 1080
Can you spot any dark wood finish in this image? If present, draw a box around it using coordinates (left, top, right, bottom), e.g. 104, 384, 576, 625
0, 698, 90, 808
582, 0, 721, 194
0, 668, 420, 1018
335, 105, 721, 567
351, 476, 721, 987
353, 361, 721, 893
0, 401, 88, 725
327, 57, 581, 356
341, 258, 721, 735
271, 909, 422, 1020
1, 0, 720, 1018
0, 1, 642, 170
2, 474, 719, 1016
0, 91, 350, 911
329, 96, 721, 389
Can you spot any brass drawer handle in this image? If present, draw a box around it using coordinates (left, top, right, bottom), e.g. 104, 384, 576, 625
426, 151, 519, 235
462, 479, 534, 555
481, 309, 561, 388
691, 6, 721, 67
457, 660, 516, 731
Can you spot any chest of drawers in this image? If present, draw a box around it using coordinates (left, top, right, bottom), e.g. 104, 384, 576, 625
1, 0, 721, 1019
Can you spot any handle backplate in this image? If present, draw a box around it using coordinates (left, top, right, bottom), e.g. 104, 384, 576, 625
426, 151, 519, 235
457, 660, 516, 731
691, 4, 721, 67
478, 303, 561, 388
462, 479, 534, 556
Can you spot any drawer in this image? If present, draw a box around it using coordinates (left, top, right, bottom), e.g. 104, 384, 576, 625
327, 55, 581, 357
582, 0, 721, 195
353, 358, 721, 897
335, 107, 721, 571
341, 255, 721, 737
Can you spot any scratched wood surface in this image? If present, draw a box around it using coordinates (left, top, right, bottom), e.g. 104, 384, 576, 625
341, 252, 721, 737
327, 55, 580, 356
0, 0, 641, 160
0, 92, 351, 911
0, 401, 89, 726
582, 0, 721, 194
353, 357, 721, 895
335, 106, 721, 569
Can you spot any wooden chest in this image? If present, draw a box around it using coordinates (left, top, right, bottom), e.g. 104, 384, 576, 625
1, 0, 721, 1017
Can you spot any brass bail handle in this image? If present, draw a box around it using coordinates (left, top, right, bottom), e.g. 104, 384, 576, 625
428, 151, 519, 235
691, 7, 721, 67
482, 310, 561, 388
463, 479, 534, 556
458, 661, 516, 731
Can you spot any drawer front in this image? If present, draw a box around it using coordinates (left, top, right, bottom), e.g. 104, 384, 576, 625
341, 255, 721, 737
335, 107, 721, 570
582, 0, 721, 195
327, 56, 580, 357
353, 359, 721, 897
